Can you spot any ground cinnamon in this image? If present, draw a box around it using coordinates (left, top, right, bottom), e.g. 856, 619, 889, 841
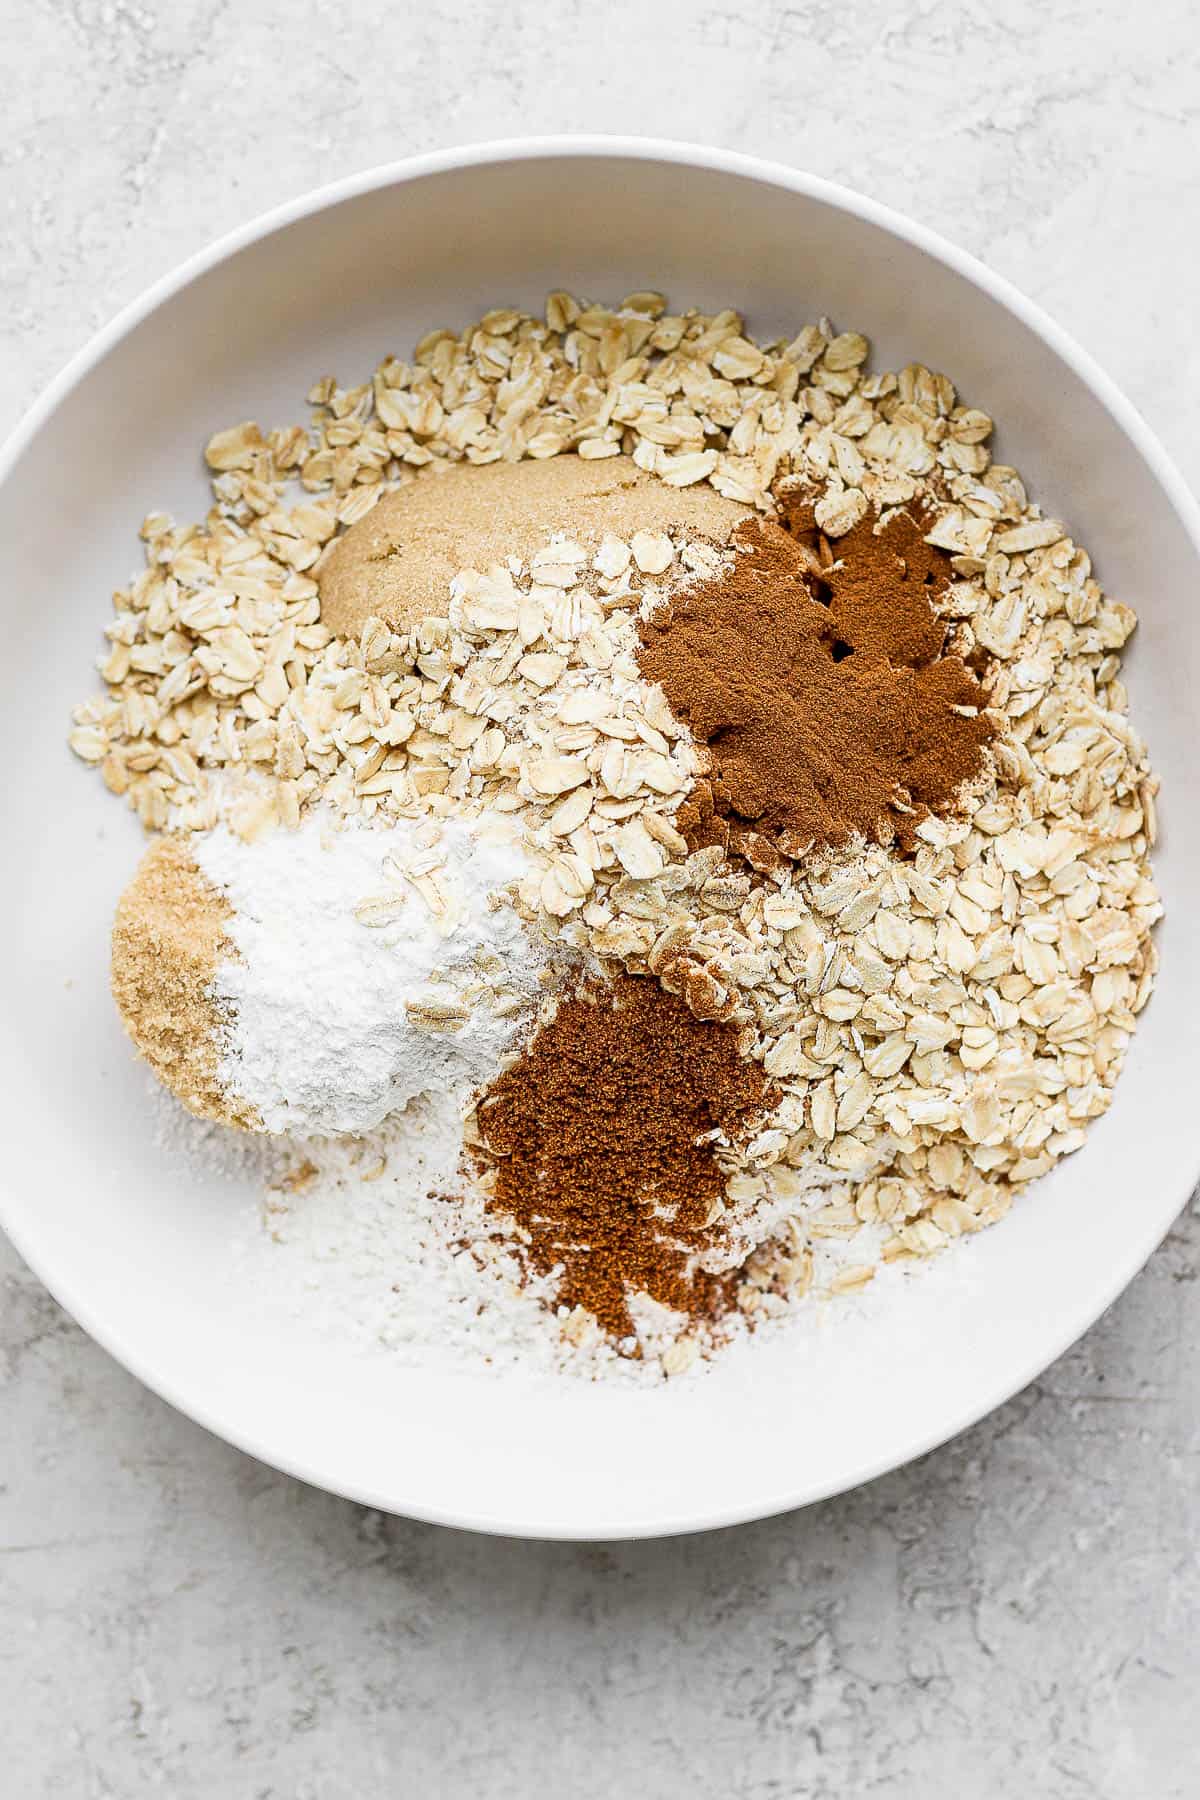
472, 975, 774, 1340
637, 496, 995, 863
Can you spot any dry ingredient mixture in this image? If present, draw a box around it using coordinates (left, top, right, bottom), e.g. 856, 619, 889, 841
71, 292, 1162, 1378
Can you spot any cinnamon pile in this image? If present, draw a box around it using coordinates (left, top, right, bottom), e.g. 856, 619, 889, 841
472, 976, 774, 1341
638, 496, 995, 864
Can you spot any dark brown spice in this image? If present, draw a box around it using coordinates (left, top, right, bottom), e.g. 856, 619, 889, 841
637, 496, 996, 864
472, 976, 775, 1340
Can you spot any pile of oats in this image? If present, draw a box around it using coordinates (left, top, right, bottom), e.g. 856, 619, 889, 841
67, 293, 860, 831
70, 293, 1161, 1330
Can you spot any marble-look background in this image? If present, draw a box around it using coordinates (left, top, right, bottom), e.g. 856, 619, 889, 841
3, 2, 1197, 1793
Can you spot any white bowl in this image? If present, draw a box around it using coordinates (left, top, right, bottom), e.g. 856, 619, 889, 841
2, 138, 1197, 1540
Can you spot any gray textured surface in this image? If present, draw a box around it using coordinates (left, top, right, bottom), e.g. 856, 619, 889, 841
2, 1, 1198, 1793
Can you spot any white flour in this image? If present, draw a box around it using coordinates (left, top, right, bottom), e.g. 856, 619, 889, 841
193, 808, 545, 1137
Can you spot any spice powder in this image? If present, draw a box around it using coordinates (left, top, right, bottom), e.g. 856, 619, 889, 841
638, 497, 996, 864
472, 976, 776, 1341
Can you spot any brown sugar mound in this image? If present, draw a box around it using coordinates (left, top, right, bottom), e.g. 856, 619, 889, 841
473, 975, 775, 1340
637, 496, 996, 864
111, 837, 259, 1130
318, 454, 750, 638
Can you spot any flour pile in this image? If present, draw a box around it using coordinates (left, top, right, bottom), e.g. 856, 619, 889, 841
194, 810, 545, 1136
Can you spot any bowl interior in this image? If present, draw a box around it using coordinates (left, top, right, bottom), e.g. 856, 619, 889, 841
2, 147, 1196, 1537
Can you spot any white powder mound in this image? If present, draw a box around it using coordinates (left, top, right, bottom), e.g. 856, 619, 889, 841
193, 808, 546, 1137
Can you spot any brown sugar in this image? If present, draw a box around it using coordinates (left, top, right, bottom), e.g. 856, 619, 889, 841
472, 975, 775, 1341
111, 837, 259, 1130
317, 453, 750, 638
637, 495, 996, 863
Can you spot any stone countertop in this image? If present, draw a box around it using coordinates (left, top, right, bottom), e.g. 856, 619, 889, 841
2, 1, 1197, 1793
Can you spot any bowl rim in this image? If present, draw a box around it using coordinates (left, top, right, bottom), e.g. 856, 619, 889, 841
2, 135, 1197, 1540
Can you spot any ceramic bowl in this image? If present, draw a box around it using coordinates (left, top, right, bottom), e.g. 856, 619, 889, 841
2, 139, 1196, 1539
